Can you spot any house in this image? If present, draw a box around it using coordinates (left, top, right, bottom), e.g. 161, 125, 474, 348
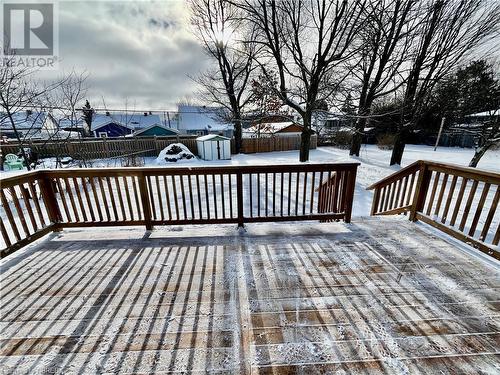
90, 112, 167, 137
243, 121, 305, 138
0, 111, 57, 140
176, 105, 234, 138
132, 124, 180, 137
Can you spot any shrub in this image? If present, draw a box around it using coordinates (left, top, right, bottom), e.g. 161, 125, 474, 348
377, 134, 396, 150
166, 144, 183, 155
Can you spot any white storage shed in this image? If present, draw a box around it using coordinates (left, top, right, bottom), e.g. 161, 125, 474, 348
196, 134, 231, 161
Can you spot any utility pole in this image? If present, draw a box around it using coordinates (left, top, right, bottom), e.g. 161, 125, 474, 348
434, 117, 445, 151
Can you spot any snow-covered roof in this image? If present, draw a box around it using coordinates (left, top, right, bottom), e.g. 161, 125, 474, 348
0, 111, 47, 130
196, 134, 230, 142
91, 112, 162, 131
467, 109, 500, 117
133, 124, 179, 136
58, 117, 86, 129
244, 122, 301, 134
177, 105, 228, 131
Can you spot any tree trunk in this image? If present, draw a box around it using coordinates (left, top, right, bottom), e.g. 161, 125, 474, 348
390, 128, 407, 166
299, 114, 312, 162
234, 118, 242, 154
349, 117, 367, 156
469, 143, 490, 167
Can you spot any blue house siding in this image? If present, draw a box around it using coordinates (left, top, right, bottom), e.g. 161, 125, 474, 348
93, 123, 132, 137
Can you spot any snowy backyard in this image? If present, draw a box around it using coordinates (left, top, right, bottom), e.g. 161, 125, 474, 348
3, 144, 498, 218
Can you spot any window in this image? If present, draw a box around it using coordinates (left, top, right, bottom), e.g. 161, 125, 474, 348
99, 132, 108, 138
196, 131, 204, 136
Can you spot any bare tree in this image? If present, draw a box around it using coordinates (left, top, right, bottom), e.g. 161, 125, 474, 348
238, 0, 366, 162
390, 0, 500, 165
190, 0, 258, 153
469, 111, 500, 167
0, 54, 65, 170
349, 0, 418, 157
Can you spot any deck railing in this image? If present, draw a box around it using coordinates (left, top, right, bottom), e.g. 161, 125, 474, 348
367, 161, 500, 260
0, 163, 359, 257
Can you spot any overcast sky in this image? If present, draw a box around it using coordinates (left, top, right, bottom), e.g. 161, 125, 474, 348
46, 0, 208, 111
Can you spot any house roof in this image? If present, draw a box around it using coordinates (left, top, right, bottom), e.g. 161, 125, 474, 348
245, 122, 302, 134
467, 108, 500, 117
91, 112, 162, 131
196, 134, 230, 142
0, 111, 47, 130
133, 124, 179, 136
177, 105, 229, 131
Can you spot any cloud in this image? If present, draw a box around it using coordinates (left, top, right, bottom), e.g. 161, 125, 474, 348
43, 0, 209, 109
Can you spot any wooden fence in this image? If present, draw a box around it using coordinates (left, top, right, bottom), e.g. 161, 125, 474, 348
1, 134, 316, 160
0, 162, 358, 256
367, 161, 500, 260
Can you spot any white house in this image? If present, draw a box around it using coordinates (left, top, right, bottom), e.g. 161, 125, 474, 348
176, 105, 233, 138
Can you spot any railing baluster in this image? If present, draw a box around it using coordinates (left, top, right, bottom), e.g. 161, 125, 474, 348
89, 177, 103, 222
480, 186, 499, 242
220, 174, 225, 219
434, 173, 448, 217
132, 176, 142, 220
1, 189, 21, 241
189, 175, 195, 220
441, 175, 457, 223
172, 175, 180, 220
281, 172, 285, 216
98, 177, 111, 222
115, 176, 126, 221
106, 177, 118, 221
73, 177, 88, 222
468, 183, 490, 237
228, 174, 233, 219
249, 173, 253, 218
163, 175, 172, 220
212, 174, 218, 219
0, 221, 12, 248
64, 177, 79, 222
20, 184, 37, 231
459, 180, 478, 232
122, 176, 134, 221
196, 175, 202, 220
155, 175, 163, 221
180, 175, 188, 220
273, 172, 277, 216
426, 172, 440, 216
55, 179, 71, 222
28, 180, 45, 226
81, 177, 96, 222
204, 174, 210, 220
295, 172, 300, 216
450, 177, 468, 227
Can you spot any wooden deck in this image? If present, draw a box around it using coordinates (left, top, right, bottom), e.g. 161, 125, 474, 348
0, 217, 499, 374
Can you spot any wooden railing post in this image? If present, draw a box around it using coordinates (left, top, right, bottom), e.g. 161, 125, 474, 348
370, 187, 381, 216
409, 162, 431, 222
236, 171, 244, 228
138, 172, 153, 230
39, 173, 62, 228
344, 167, 357, 223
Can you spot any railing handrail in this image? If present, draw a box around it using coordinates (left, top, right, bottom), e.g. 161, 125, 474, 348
367, 160, 499, 190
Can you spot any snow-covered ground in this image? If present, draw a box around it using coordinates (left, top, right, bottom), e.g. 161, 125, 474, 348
1, 144, 499, 217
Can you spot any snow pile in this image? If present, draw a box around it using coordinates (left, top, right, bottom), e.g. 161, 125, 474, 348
156, 143, 196, 164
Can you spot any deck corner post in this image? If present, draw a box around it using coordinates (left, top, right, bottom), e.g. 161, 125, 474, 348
236, 171, 244, 228
409, 163, 431, 222
138, 172, 153, 231
370, 187, 381, 216
344, 166, 357, 223
39, 173, 62, 226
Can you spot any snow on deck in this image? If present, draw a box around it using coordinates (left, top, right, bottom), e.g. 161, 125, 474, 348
0, 217, 499, 374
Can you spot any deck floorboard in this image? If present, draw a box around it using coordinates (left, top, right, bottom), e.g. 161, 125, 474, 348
1, 217, 499, 374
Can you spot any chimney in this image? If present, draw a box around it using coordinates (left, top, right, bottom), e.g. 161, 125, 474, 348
105, 111, 110, 116
144, 112, 148, 116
